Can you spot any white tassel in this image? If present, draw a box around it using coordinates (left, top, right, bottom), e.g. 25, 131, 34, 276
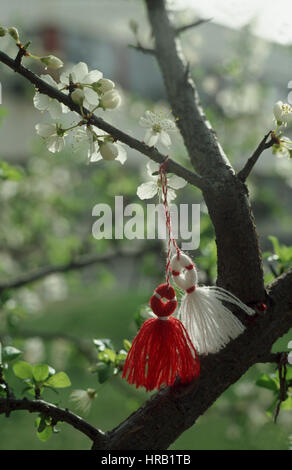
170, 252, 255, 355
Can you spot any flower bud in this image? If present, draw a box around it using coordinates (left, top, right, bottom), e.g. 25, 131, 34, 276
71, 88, 85, 105
40, 55, 64, 70
0, 27, 7, 37
99, 141, 119, 161
8, 27, 19, 42
98, 78, 115, 93
100, 89, 121, 109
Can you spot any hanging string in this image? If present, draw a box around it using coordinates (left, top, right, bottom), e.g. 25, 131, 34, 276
158, 156, 181, 285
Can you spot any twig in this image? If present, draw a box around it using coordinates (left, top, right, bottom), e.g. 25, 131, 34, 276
0, 245, 158, 294
0, 397, 106, 446
128, 44, 155, 55
175, 18, 212, 35
274, 352, 288, 423
0, 49, 204, 190
238, 132, 274, 182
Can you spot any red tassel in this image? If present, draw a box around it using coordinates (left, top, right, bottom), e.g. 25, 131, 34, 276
122, 283, 200, 391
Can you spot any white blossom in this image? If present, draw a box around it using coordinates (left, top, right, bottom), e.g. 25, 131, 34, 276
137, 161, 186, 202
35, 123, 66, 153
273, 101, 292, 125
60, 62, 103, 109
70, 389, 97, 414
139, 110, 176, 148
272, 136, 292, 159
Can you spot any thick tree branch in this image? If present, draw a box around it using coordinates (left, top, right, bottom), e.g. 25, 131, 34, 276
0, 49, 203, 190
0, 397, 106, 446
105, 269, 292, 450
238, 132, 275, 182
145, 0, 265, 302
0, 245, 158, 294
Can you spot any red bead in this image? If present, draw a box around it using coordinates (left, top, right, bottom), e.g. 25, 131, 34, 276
257, 302, 267, 312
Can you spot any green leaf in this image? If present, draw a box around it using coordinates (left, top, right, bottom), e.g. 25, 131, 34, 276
37, 425, 52, 442
13, 361, 33, 380
104, 349, 116, 363
123, 339, 131, 352
35, 415, 47, 433
96, 363, 114, 384
280, 395, 292, 410
2, 346, 22, 362
32, 364, 49, 382
256, 374, 279, 392
0, 161, 24, 181
45, 372, 71, 388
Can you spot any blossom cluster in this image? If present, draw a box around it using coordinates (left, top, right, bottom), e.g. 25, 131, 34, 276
34, 62, 126, 163
272, 101, 292, 159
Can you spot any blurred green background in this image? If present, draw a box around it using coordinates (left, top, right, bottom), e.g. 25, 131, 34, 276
0, 0, 291, 450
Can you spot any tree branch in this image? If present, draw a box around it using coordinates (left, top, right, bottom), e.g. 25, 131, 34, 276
0, 245, 158, 294
175, 18, 212, 35
145, 0, 265, 302
128, 44, 155, 55
238, 132, 274, 182
0, 49, 203, 190
0, 397, 106, 447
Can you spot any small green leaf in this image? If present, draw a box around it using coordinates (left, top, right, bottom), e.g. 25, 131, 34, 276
2, 346, 22, 362
32, 364, 49, 382
45, 372, 71, 388
37, 425, 52, 442
13, 361, 33, 380
104, 349, 116, 363
0, 161, 24, 181
256, 374, 279, 392
123, 340, 131, 352
280, 395, 292, 410
36, 415, 47, 433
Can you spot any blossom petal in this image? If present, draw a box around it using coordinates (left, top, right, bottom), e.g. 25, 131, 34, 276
160, 130, 171, 147
144, 129, 159, 147
166, 187, 177, 202
90, 151, 103, 163
71, 62, 89, 82
273, 101, 283, 121
139, 116, 152, 128
33, 93, 50, 111
168, 174, 187, 190
146, 160, 159, 176
137, 181, 158, 200
47, 100, 64, 119
83, 70, 103, 84
40, 74, 58, 88
84, 87, 99, 106
47, 136, 65, 153
35, 123, 55, 137
161, 119, 176, 132
116, 145, 127, 164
